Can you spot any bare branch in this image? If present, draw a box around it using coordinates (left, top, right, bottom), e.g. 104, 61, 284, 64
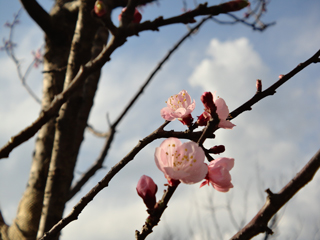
231, 148, 320, 239
228, 48, 320, 121
19, 0, 59, 40
1, 9, 41, 104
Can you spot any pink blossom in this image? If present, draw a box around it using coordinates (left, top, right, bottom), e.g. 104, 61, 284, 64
213, 92, 236, 129
200, 157, 234, 192
160, 90, 195, 122
198, 91, 235, 129
154, 138, 208, 185
136, 175, 158, 209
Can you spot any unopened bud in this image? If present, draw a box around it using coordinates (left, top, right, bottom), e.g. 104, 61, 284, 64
94, 0, 107, 17
196, 112, 211, 126
256, 79, 262, 93
136, 175, 158, 209
201, 92, 216, 113
118, 7, 142, 24
279, 74, 284, 79
208, 145, 225, 154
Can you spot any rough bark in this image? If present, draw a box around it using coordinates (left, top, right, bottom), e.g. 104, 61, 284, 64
37, 1, 99, 238
5, 1, 77, 239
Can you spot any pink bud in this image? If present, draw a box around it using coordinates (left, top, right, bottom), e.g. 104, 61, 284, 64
118, 7, 142, 24
208, 145, 225, 154
279, 74, 284, 79
256, 79, 262, 93
94, 1, 107, 17
196, 111, 211, 126
136, 175, 157, 209
201, 92, 216, 113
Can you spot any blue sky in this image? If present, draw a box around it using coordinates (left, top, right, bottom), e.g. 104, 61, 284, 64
1, 1, 320, 239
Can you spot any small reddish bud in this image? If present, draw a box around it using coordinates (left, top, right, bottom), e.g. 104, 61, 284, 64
136, 175, 158, 209
118, 8, 142, 24
196, 112, 211, 126
94, 0, 107, 17
279, 74, 284, 79
256, 79, 262, 93
201, 92, 216, 113
208, 145, 225, 154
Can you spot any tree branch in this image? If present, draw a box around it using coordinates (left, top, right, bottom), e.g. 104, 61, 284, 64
19, 0, 59, 40
231, 148, 320, 239
228, 48, 320, 121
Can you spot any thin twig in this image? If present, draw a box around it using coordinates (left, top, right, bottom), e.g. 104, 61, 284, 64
228, 49, 320, 121
2, 8, 41, 104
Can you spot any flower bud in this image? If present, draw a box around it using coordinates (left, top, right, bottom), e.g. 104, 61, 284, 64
208, 145, 225, 154
201, 92, 216, 113
136, 175, 157, 209
118, 7, 142, 24
196, 112, 211, 126
256, 79, 262, 93
94, 1, 107, 17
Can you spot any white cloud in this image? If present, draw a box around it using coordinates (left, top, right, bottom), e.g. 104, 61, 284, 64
188, 37, 270, 109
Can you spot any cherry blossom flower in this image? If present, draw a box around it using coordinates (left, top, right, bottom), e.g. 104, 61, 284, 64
160, 90, 195, 124
154, 138, 208, 185
213, 92, 236, 129
136, 175, 158, 209
200, 157, 234, 192
198, 91, 235, 129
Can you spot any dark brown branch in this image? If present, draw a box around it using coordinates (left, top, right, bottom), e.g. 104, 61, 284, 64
228, 48, 320, 121
19, 0, 59, 40
231, 148, 320, 239
124, 1, 249, 37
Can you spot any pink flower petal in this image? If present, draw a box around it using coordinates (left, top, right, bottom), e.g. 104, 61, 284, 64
154, 138, 208, 185
161, 90, 195, 122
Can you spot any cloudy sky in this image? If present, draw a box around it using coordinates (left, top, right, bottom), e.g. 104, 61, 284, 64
1, 1, 320, 239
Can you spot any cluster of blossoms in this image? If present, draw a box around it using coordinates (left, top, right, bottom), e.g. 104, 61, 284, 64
137, 90, 236, 209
